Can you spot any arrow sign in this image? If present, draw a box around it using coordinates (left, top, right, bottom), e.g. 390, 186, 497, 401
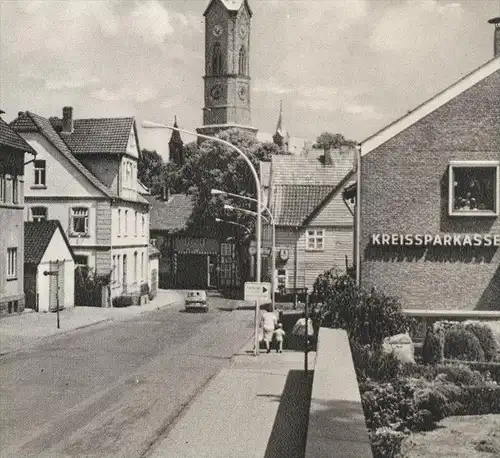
244, 282, 271, 302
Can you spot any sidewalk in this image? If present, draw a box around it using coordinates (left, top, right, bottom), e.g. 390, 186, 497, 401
0, 289, 186, 356
147, 338, 316, 458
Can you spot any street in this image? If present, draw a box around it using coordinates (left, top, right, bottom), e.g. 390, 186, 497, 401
0, 298, 255, 457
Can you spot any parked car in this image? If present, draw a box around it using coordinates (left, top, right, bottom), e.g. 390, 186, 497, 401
185, 290, 208, 313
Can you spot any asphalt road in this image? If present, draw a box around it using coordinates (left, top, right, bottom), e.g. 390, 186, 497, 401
0, 298, 255, 457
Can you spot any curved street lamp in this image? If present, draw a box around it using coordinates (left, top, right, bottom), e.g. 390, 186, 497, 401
142, 121, 263, 356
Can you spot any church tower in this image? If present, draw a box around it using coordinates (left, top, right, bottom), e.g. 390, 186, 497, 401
168, 116, 184, 166
197, 0, 257, 138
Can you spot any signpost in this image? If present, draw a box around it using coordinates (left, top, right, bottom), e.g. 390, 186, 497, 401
244, 281, 271, 302
245, 282, 271, 356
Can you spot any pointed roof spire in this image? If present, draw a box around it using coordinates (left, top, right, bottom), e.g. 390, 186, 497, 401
169, 115, 182, 145
275, 100, 283, 136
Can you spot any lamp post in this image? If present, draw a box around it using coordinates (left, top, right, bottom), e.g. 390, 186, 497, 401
223, 202, 276, 312
142, 121, 262, 284
215, 217, 251, 234
214, 189, 276, 311
142, 121, 263, 356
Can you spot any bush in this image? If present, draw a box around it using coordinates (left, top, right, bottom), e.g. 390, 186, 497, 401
315, 270, 414, 348
434, 363, 485, 386
422, 326, 443, 365
455, 385, 500, 415
444, 326, 485, 362
464, 322, 498, 362
351, 342, 402, 382
369, 427, 406, 458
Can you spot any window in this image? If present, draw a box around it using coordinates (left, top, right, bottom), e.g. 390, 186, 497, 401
238, 46, 247, 75
0, 174, 5, 202
71, 207, 89, 235
12, 176, 18, 204
118, 209, 121, 236
7, 248, 17, 279
34, 160, 46, 186
116, 255, 121, 285
276, 269, 287, 292
306, 229, 325, 250
5, 175, 12, 203
150, 238, 157, 247
134, 211, 138, 236
142, 215, 145, 236
449, 161, 499, 216
124, 210, 128, 236
141, 252, 144, 281
74, 255, 88, 266
212, 42, 224, 74
31, 207, 48, 222
112, 255, 116, 282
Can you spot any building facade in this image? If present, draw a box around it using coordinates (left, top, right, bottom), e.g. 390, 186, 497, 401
0, 117, 37, 316
266, 154, 354, 293
11, 108, 151, 305
351, 37, 500, 311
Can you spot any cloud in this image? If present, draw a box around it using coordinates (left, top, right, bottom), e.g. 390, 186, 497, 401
253, 79, 293, 95
371, 0, 464, 53
125, 1, 173, 44
345, 103, 382, 120
92, 86, 157, 103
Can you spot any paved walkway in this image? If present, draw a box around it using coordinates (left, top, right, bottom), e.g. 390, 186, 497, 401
147, 338, 316, 458
0, 289, 186, 356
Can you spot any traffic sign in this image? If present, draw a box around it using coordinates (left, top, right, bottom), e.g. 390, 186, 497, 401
244, 281, 271, 302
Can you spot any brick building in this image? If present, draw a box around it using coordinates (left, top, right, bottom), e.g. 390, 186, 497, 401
345, 21, 500, 311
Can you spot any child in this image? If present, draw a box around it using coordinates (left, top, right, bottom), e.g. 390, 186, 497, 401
274, 323, 286, 353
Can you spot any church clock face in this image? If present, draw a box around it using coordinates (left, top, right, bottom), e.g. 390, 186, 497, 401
210, 84, 223, 100
238, 85, 247, 101
212, 24, 223, 37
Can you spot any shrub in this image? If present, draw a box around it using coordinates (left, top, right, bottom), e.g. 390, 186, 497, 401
434, 363, 485, 386
351, 342, 402, 382
369, 427, 406, 458
464, 322, 498, 362
455, 385, 500, 415
444, 326, 485, 362
422, 326, 443, 365
315, 270, 414, 348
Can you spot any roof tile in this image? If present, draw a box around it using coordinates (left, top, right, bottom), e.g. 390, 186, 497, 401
0, 117, 37, 154
146, 194, 194, 232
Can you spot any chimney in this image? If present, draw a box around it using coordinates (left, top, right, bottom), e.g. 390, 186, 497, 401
18, 111, 24, 117
62, 106, 73, 133
488, 17, 500, 58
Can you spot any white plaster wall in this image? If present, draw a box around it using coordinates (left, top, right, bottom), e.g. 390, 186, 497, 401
21, 132, 100, 198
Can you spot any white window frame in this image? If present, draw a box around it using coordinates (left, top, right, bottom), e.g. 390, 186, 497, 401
71, 207, 89, 236
117, 209, 121, 236
142, 215, 145, 236
449, 160, 499, 217
275, 268, 288, 292
134, 251, 138, 284
134, 211, 138, 236
7, 247, 17, 279
31, 206, 48, 222
124, 210, 128, 236
306, 228, 325, 251
74, 255, 88, 266
141, 252, 144, 281
34, 160, 46, 187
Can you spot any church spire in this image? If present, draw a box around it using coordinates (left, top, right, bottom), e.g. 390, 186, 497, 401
168, 116, 184, 165
273, 100, 285, 148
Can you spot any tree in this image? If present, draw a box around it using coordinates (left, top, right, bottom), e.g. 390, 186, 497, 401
138, 149, 164, 191
314, 132, 357, 151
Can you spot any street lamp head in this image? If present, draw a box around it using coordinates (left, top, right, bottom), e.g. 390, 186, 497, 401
211, 189, 226, 196
223, 204, 234, 211
141, 120, 170, 129
215, 218, 222, 223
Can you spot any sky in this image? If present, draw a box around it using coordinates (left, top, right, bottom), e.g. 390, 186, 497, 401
1, 0, 499, 160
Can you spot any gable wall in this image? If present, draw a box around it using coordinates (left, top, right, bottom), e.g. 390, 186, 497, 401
360, 68, 500, 310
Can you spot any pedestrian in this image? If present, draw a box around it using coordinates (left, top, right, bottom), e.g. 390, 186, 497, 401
273, 323, 285, 353
291, 312, 314, 350
260, 309, 278, 354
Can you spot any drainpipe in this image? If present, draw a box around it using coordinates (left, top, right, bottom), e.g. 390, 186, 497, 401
355, 144, 362, 287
